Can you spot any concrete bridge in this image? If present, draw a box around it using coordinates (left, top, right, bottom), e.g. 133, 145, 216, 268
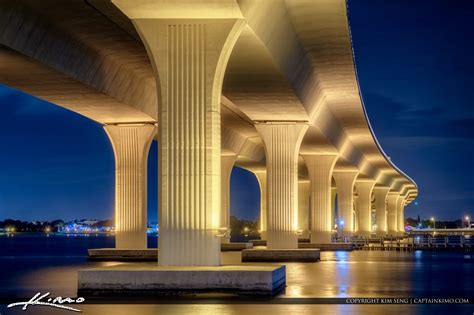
0, 0, 417, 294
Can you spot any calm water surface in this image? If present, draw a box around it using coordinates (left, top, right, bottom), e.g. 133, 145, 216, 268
0, 234, 472, 315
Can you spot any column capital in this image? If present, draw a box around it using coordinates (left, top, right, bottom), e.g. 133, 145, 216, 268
373, 186, 391, 192
333, 170, 359, 184
355, 180, 376, 190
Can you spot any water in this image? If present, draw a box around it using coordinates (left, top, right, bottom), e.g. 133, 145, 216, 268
0, 234, 473, 315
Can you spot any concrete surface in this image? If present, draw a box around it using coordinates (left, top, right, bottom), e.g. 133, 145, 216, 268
88, 249, 157, 261
241, 248, 320, 262
78, 264, 286, 296
221, 242, 253, 251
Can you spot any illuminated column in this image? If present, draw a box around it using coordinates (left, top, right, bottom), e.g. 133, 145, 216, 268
115, 1, 245, 265
104, 124, 156, 249
355, 180, 375, 237
386, 192, 400, 235
256, 122, 308, 249
298, 180, 310, 239
353, 194, 359, 232
220, 154, 237, 243
254, 171, 267, 240
373, 187, 390, 236
397, 196, 406, 234
302, 154, 338, 244
333, 170, 359, 236
331, 186, 337, 226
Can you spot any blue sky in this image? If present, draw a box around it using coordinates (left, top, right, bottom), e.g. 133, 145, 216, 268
0, 0, 472, 221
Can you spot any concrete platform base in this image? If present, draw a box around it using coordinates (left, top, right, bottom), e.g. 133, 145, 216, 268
250, 239, 312, 246
89, 243, 255, 261
250, 239, 266, 246
298, 243, 353, 251
78, 265, 286, 296
88, 249, 158, 261
298, 238, 311, 243
221, 242, 253, 251
241, 248, 320, 262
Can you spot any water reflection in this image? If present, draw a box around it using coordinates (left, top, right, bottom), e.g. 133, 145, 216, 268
1, 235, 473, 315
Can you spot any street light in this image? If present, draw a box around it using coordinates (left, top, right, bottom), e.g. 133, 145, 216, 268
465, 216, 470, 228
430, 217, 435, 229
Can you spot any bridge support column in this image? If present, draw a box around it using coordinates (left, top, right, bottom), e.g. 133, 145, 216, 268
116, 6, 244, 265
373, 187, 390, 237
256, 122, 308, 249
254, 171, 267, 240
298, 180, 310, 240
333, 170, 359, 237
220, 154, 237, 243
387, 193, 400, 236
397, 196, 406, 235
104, 123, 156, 249
355, 180, 375, 237
331, 186, 337, 227
302, 154, 338, 244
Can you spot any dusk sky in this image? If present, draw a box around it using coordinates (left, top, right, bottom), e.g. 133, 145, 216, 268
0, 0, 472, 222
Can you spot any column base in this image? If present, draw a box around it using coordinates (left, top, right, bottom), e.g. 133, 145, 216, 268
310, 231, 332, 244
221, 243, 253, 251
386, 231, 399, 237
220, 235, 231, 244
297, 238, 311, 243
298, 230, 310, 240
250, 239, 267, 246
78, 265, 286, 296
241, 248, 320, 262
355, 231, 372, 238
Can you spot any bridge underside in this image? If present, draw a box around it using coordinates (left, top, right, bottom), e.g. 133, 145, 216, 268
0, 0, 418, 292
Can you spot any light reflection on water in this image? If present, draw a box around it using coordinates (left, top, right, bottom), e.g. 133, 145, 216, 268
0, 235, 473, 315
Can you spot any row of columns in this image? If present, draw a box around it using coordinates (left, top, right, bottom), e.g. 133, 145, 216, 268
103, 122, 407, 252
101, 2, 408, 266
103, 122, 407, 250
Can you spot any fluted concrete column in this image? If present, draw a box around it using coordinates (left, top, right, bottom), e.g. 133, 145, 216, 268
104, 124, 156, 249
256, 122, 308, 249
353, 194, 360, 234
387, 193, 400, 235
298, 180, 310, 239
331, 186, 337, 226
220, 154, 237, 243
116, 3, 245, 265
373, 187, 390, 236
397, 196, 406, 234
302, 154, 338, 244
355, 180, 375, 237
254, 171, 267, 240
333, 170, 359, 236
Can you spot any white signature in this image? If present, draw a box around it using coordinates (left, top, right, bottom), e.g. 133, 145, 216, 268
7, 292, 85, 312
